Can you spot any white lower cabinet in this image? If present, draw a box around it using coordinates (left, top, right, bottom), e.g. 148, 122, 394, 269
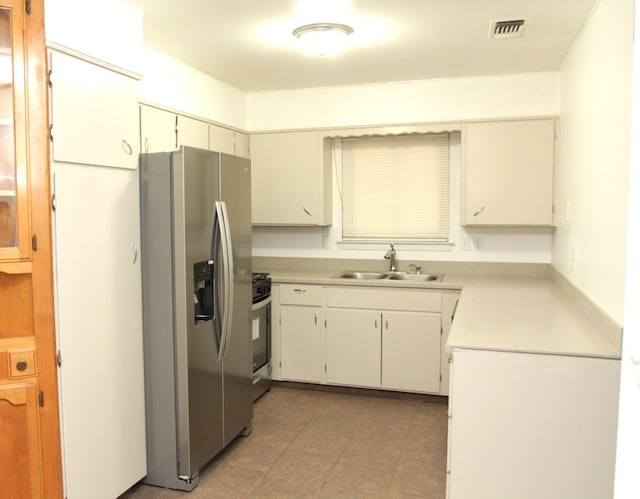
325, 309, 381, 388
280, 305, 325, 383
279, 284, 326, 383
381, 311, 441, 393
326, 307, 441, 392
274, 283, 447, 394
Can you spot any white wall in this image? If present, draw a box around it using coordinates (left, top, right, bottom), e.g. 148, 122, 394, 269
553, 0, 633, 324
138, 48, 248, 130
250, 72, 560, 263
614, 1, 640, 496
45, 0, 143, 73
248, 72, 560, 131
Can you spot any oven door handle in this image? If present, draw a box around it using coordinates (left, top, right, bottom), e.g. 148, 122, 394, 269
252, 295, 272, 312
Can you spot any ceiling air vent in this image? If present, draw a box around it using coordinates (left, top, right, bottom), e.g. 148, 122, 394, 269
489, 19, 526, 39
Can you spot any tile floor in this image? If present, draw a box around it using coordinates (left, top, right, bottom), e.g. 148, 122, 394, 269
121, 384, 448, 498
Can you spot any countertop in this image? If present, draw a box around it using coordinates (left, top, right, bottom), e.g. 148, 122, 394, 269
261, 268, 621, 360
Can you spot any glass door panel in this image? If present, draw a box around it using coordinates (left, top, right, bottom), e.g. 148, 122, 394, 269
0, 1, 29, 260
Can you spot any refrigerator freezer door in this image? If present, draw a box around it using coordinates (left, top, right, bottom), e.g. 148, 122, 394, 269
219, 153, 253, 446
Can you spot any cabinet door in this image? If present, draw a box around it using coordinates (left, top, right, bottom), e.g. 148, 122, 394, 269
462, 119, 555, 225
49, 51, 139, 169
0, 2, 30, 260
0, 380, 43, 498
53, 164, 146, 497
140, 105, 176, 153
251, 131, 331, 225
326, 309, 381, 388
280, 305, 325, 383
381, 311, 441, 393
176, 115, 209, 149
234, 131, 250, 159
440, 291, 460, 395
209, 123, 235, 154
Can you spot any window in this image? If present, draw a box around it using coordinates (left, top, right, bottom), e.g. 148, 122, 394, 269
341, 133, 450, 242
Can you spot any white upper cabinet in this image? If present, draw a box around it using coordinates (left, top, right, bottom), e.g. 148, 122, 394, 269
176, 115, 209, 150
49, 51, 139, 169
209, 123, 235, 155
461, 119, 555, 226
250, 131, 332, 225
234, 131, 250, 159
140, 105, 176, 153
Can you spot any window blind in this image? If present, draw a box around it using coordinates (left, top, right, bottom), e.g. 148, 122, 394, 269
342, 133, 450, 241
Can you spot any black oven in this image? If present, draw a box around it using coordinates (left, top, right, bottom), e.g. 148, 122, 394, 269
251, 273, 272, 401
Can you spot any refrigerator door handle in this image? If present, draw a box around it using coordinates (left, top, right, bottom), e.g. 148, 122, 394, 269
214, 201, 234, 362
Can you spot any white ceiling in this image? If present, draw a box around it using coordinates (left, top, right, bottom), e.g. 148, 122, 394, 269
125, 0, 597, 92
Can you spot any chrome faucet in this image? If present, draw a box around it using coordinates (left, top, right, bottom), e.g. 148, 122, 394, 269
409, 264, 422, 274
384, 243, 397, 272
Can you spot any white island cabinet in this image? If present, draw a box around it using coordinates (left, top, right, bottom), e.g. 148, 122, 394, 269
446, 348, 620, 499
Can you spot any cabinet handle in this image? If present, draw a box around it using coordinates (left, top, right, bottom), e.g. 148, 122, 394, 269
302, 206, 312, 217
121, 139, 133, 155
374, 316, 378, 329
131, 243, 138, 264
293, 288, 306, 293
144, 137, 149, 153
16, 360, 27, 372
385, 317, 389, 330
314, 312, 318, 326
473, 205, 485, 217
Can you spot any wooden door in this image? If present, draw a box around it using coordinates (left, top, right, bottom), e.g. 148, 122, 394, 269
0, 0, 63, 496
0, 381, 43, 498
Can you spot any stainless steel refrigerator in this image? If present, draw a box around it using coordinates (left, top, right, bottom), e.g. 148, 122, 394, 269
139, 146, 253, 491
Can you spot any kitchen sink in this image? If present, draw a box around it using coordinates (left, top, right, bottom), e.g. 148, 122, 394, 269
385, 273, 443, 282
332, 271, 388, 280
332, 271, 444, 282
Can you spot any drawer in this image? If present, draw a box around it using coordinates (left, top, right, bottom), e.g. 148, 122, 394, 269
7, 348, 37, 379
327, 286, 441, 312
280, 284, 325, 306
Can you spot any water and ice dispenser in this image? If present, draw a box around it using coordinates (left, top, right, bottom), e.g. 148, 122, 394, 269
194, 260, 214, 324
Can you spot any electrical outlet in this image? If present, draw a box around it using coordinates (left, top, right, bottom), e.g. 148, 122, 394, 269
470, 235, 483, 250
460, 236, 470, 251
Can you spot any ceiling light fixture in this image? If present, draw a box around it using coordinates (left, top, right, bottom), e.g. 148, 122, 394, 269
292, 23, 354, 56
